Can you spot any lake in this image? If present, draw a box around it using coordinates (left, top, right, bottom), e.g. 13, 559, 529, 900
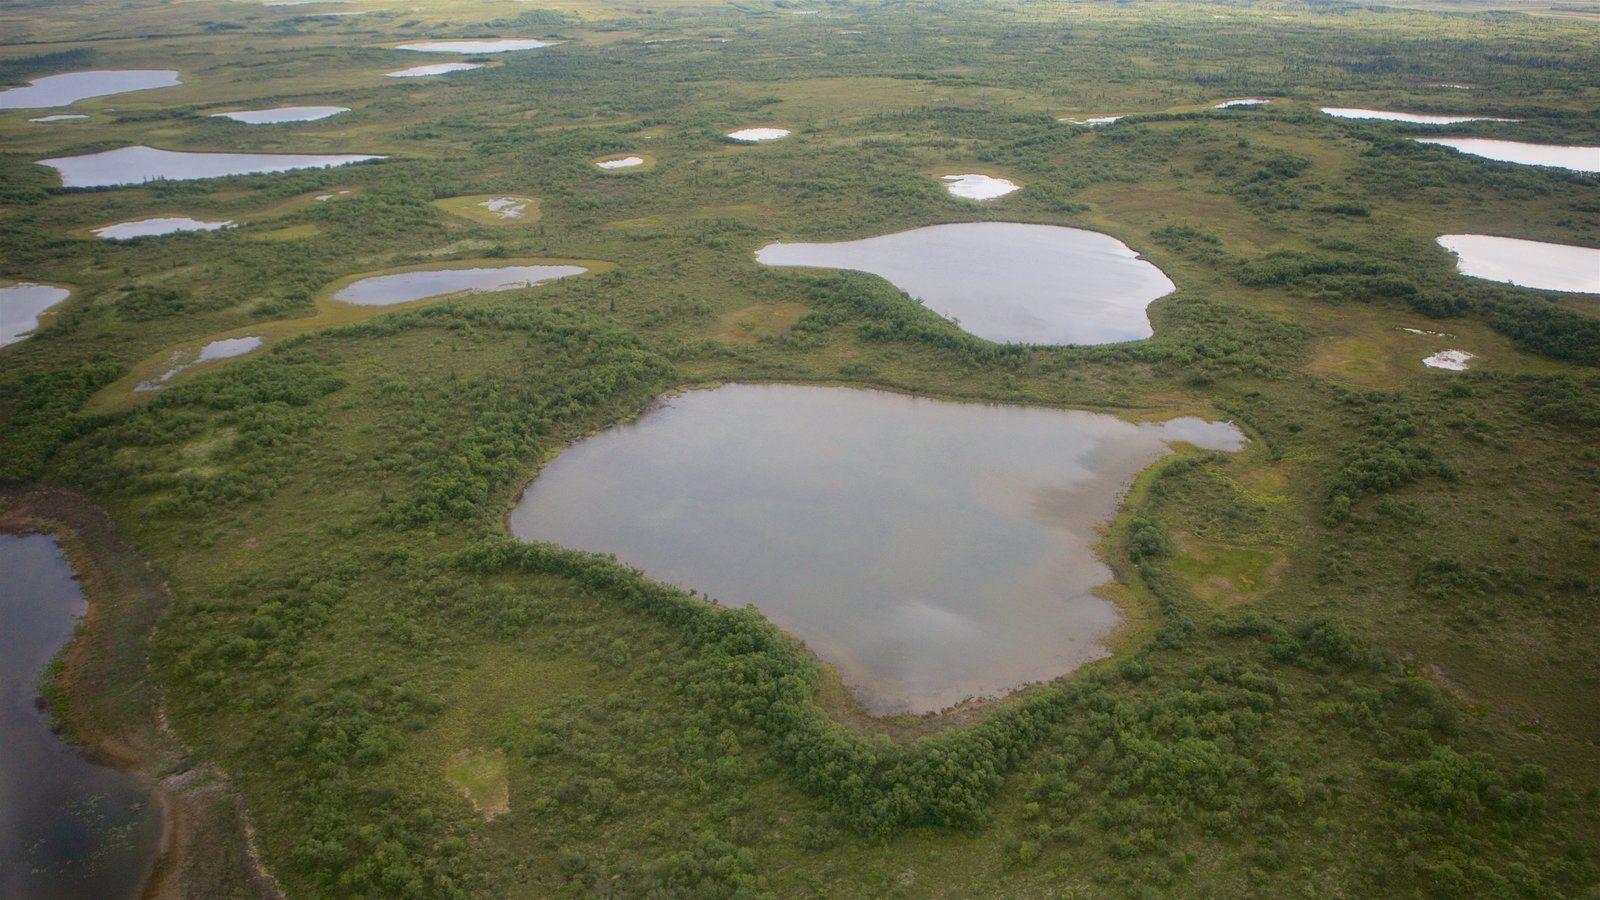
941, 173, 1020, 200
0, 70, 179, 109
2, 283, 71, 347
1321, 107, 1515, 125
40, 146, 385, 188
396, 39, 556, 53
509, 384, 1247, 715
756, 222, 1174, 345
386, 63, 484, 78
331, 264, 587, 306
92, 217, 234, 240
211, 105, 350, 124
1437, 235, 1600, 294
1415, 138, 1600, 173
0, 534, 162, 899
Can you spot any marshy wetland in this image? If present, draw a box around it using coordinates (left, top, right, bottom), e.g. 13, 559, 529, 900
2, 0, 1599, 896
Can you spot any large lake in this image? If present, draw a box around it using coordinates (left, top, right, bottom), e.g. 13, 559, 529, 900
1416, 138, 1600, 173
0, 534, 162, 899
0, 70, 179, 109
1437, 234, 1600, 294
2, 283, 71, 347
331, 264, 587, 306
509, 384, 1247, 715
41, 146, 384, 188
756, 222, 1174, 345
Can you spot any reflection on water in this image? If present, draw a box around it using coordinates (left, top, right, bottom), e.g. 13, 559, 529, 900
757, 222, 1174, 346
0, 534, 161, 899
0, 70, 179, 110
40, 146, 384, 188
331, 264, 587, 306
510, 384, 1246, 715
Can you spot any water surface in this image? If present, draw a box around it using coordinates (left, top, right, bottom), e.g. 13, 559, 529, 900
1064, 115, 1123, 126
92, 217, 233, 240
396, 39, 555, 53
211, 105, 349, 124
136, 336, 264, 391
0, 70, 179, 109
1321, 107, 1514, 124
2, 283, 71, 347
1423, 349, 1474, 371
596, 156, 645, 169
0, 534, 162, 899
1415, 138, 1600, 173
756, 222, 1174, 345
386, 63, 484, 77
1437, 234, 1599, 294
480, 196, 532, 217
29, 114, 89, 123
41, 146, 384, 188
728, 127, 790, 141
332, 264, 585, 306
510, 384, 1246, 715
1214, 98, 1269, 108
941, 173, 1019, 200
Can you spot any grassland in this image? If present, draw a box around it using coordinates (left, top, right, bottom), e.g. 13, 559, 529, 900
2, 0, 1598, 896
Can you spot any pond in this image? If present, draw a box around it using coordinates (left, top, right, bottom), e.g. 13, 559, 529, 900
596, 156, 645, 169
29, 114, 90, 123
386, 63, 484, 78
1415, 138, 1600, 173
509, 384, 1247, 715
1423, 349, 1474, 371
40, 146, 385, 188
1064, 115, 1123, 126
211, 105, 349, 124
92, 217, 234, 240
0, 70, 179, 109
331, 264, 586, 306
756, 222, 1174, 345
136, 336, 263, 392
2, 283, 71, 347
396, 39, 556, 53
1320, 107, 1515, 124
1214, 98, 1269, 108
1436, 234, 1600, 294
941, 173, 1019, 200
728, 127, 790, 142
0, 533, 162, 899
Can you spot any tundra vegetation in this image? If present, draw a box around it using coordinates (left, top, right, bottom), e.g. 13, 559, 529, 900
1, 0, 1597, 896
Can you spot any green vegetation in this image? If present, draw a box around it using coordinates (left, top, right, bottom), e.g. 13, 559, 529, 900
2, 0, 1597, 896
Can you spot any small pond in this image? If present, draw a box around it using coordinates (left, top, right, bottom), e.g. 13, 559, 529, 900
29, 114, 89, 123
1320, 107, 1515, 125
1415, 138, 1600, 173
596, 156, 645, 170
728, 127, 790, 142
941, 173, 1019, 200
396, 39, 555, 53
756, 222, 1174, 345
386, 63, 484, 78
1214, 98, 1269, 108
40, 146, 384, 188
92, 217, 234, 240
136, 336, 264, 391
1064, 115, 1123, 126
2, 283, 71, 347
509, 384, 1247, 715
0, 533, 162, 899
0, 70, 179, 110
211, 105, 349, 124
1423, 349, 1474, 371
480, 196, 532, 217
1437, 234, 1599, 294
331, 264, 586, 306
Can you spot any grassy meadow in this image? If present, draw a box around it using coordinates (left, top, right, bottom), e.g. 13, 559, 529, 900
2, 0, 1598, 895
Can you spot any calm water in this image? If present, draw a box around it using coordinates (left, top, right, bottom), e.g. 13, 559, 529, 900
136, 336, 264, 392
396, 39, 555, 53
0, 534, 162, 899
727, 127, 790, 141
92, 217, 233, 240
331, 264, 586, 306
29, 114, 90, 124
509, 384, 1246, 714
2, 283, 71, 347
386, 63, 484, 78
211, 105, 349, 124
1416, 138, 1600, 173
1321, 107, 1515, 125
1437, 235, 1600, 294
0, 70, 179, 110
942, 173, 1020, 200
756, 222, 1174, 345
41, 146, 384, 188
596, 156, 645, 169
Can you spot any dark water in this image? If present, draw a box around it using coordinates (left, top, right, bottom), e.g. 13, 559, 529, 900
509, 384, 1245, 714
756, 222, 1175, 346
0, 533, 161, 900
